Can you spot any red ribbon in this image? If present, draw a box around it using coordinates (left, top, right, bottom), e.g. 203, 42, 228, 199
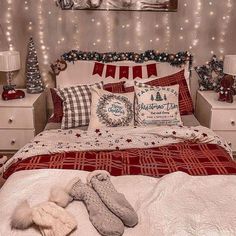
105, 65, 116, 78
119, 66, 129, 79
147, 63, 157, 78
93, 62, 104, 76
133, 66, 142, 79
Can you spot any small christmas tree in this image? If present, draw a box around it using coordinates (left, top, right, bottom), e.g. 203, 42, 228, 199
25, 37, 44, 94
155, 92, 163, 101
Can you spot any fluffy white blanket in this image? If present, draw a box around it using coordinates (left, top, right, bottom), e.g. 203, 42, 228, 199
0, 170, 236, 236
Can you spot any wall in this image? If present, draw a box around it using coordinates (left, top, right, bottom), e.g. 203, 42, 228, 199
0, 0, 236, 88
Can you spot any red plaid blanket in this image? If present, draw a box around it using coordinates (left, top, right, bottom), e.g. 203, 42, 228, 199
4, 142, 236, 179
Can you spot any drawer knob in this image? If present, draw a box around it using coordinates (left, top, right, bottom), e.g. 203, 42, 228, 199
11, 140, 16, 145
231, 120, 235, 126
8, 118, 13, 123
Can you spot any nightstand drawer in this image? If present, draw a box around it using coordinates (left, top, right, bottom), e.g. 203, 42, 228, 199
215, 131, 236, 152
0, 107, 34, 129
0, 129, 35, 150
211, 110, 236, 130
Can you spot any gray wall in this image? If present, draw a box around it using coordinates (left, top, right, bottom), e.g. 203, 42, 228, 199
0, 0, 236, 89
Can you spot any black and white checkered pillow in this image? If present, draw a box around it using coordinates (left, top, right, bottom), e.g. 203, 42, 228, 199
56, 82, 103, 129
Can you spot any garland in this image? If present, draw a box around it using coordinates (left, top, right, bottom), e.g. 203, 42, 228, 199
62, 50, 192, 67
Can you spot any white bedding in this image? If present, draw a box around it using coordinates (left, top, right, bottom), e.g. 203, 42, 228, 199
1, 170, 236, 236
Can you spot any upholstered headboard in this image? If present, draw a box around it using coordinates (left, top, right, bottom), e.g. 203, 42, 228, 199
53, 50, 191, 88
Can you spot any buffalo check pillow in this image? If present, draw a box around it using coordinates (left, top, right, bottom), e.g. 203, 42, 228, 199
134, 83, 182, 126
89, 88, 134, 130
56, 82, 103, 129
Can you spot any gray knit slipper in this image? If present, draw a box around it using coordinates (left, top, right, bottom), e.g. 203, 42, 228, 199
87, 171, 138, 227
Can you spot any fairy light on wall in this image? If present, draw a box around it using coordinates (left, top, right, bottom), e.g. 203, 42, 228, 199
5, 0, 14, 51
164, 14, 171, 51
135, 14, 142, 51
190, 0, 202, 50
106, 11, 113, 50
218, 0, 232, 57
37, 0, 49, 81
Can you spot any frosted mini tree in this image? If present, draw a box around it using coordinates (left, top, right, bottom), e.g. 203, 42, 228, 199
25, 37, 44, 94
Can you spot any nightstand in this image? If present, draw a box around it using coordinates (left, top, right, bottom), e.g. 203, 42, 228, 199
195, 90, 236, 154
0, 90, 47, 153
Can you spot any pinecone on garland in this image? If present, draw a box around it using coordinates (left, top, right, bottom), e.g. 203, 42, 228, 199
25, 37, 44, 94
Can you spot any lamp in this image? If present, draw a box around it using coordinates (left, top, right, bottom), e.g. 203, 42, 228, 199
0, 51, 25, 100
224, 55, 236, 76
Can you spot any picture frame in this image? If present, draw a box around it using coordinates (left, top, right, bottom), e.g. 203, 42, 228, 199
57, 0, 178, 12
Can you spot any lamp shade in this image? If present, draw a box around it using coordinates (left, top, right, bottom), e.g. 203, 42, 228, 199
0, 51, 21, 72
223, 55, 236, 76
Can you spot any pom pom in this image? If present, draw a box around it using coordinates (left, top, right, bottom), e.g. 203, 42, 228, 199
11, 200, 33, 229
49, 186, 73, 208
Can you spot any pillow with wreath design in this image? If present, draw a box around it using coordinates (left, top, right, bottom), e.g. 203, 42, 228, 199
135, 84, 182, 126
88, 88, 134, 130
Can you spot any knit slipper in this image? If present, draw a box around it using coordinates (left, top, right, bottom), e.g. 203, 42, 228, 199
50, 177, 124, 236
87, 170, 138, 227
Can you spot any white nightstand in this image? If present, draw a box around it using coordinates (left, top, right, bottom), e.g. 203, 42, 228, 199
195, 90, 236, 153
0, 90, 47, 153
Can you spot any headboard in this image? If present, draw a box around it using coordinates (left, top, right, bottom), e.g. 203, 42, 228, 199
48, 50, 198, 113
52, 50, 192, 89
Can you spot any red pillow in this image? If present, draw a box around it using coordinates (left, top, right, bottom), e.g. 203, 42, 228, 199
103, 81, 125, 93
49, 82, 126, 123
125, 70, 194, 115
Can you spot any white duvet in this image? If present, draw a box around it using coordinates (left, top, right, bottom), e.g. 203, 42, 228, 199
1, 170, 236, 236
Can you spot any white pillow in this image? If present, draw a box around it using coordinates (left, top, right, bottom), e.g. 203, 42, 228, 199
134, 83, 182, 126
88, 88, 134, 130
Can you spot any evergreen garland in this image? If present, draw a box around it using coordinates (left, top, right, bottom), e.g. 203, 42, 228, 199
62, 50, 192, 67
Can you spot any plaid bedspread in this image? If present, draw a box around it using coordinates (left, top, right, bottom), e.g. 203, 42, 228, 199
3, 142, 236, 179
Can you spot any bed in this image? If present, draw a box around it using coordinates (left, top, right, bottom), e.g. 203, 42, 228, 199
1, 51, 236, 236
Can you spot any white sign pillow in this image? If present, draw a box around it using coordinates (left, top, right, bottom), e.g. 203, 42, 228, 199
89, 88, 134, 130
134, 84, 182, 126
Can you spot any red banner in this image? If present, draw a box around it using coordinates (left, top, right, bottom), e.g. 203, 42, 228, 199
147, 63, 157, 78
133, 66, 142, 79
105, 65, 116, 78
93, 62, 104, 76
119, 66, 129, 79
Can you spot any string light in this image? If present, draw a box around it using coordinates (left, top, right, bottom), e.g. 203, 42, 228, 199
5, 0, 14, 50
1, 0, 235, 81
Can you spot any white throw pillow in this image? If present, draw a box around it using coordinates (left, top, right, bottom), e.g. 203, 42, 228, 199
134, 83, 182, 126
89, 88, 134, 130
